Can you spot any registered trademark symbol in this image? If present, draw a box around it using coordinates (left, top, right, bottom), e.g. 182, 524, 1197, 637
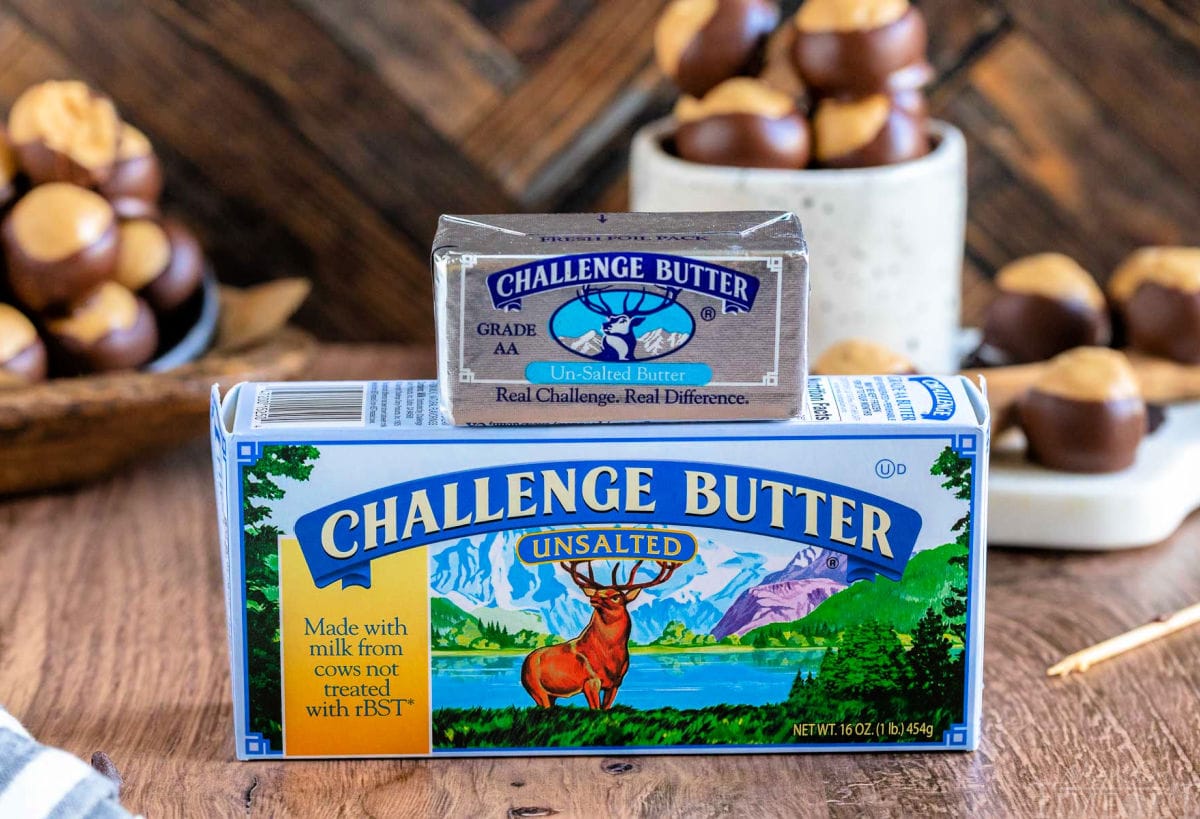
700, 306, 717, 321
826, 556, 839, 569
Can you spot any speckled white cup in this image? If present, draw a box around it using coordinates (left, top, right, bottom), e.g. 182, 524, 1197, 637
630, 118, 967, 373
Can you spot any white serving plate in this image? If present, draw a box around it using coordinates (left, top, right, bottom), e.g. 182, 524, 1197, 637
988, 401, 1200, 549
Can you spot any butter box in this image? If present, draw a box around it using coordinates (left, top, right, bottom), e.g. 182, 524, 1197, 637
432, 211, 808, 424
211, 375, 988, 758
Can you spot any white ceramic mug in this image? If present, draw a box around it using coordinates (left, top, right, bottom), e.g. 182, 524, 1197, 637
630, 119, 967, 373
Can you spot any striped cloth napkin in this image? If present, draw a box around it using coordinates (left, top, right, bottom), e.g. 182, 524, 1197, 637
0, 708, 133, 818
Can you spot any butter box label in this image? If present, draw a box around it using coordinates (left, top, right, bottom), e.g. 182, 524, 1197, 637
212, 376, 988, 758
433, 212, 808, 424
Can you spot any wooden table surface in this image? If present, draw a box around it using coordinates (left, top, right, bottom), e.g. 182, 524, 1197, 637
3, 345, 1199, 817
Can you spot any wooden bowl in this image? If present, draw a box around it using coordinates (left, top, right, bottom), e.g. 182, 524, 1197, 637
0, 276, 316, 495
0, 326, 315, 495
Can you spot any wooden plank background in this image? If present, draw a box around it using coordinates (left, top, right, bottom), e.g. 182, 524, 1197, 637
1, 0, 1196, 341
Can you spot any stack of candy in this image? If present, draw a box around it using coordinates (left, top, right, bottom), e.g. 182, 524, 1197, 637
0, 81, 206, 385
654, 0, 934, 169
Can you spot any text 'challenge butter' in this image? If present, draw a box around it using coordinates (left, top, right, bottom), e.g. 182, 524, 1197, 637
433, 211, 809, 424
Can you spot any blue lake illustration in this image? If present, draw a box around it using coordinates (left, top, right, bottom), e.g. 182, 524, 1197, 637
432, 649, 826, 711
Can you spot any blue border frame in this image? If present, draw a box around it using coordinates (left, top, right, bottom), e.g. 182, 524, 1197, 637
231, 430, 981, 757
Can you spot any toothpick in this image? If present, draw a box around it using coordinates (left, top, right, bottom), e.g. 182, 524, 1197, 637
1047, 601, 1200, 676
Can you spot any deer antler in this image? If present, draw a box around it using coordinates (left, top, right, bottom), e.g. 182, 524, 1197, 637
616, 560, 679, 592
561, 560, 602, 591
623, 287, 680, 318
577, 285, 615, 317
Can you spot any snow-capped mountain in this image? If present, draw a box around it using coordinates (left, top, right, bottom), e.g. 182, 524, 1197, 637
636, 328, 690, 357
559, 331, 603, 355
710, 546, 849, 639
428, 529, 770, 644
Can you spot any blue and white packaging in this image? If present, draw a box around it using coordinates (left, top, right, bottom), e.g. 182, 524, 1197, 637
211, 375, 988, 758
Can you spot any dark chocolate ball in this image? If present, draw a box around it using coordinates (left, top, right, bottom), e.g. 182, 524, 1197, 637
811, 93, 928, 168
811, 337, 916, 375
1109, 248, 1200, 364
0, 303, 47, 386
1018, 347, 1146, 473
44, 281, 158, 373
2, 183, 119, 311
674, 78, 810, 168
655, 0, 781, 97
114, 217, 204, 314
792, 0, 933, 97
982, 253, 1110, 364
99, 124, 162, 220
7, 80, 122, 189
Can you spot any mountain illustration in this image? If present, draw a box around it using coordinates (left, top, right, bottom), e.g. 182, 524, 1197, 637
636, 328, 690, 357
428, 529, 768, 644
562, 330, 603, 355
711, 546, 849, 639
556, 328, 690, 359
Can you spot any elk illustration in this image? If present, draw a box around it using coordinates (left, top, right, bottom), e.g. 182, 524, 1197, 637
521, 559, 680, 709
576, 285, 681, 362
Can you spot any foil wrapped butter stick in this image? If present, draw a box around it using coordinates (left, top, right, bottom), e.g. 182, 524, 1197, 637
432, 211, 809, 424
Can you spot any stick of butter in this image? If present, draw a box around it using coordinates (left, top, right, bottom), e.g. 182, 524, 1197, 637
432, 211, 808, 424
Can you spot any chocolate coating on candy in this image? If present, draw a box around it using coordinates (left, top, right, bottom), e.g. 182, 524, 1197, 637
0, 129, 17, 208
99, 124, 162, 219
1109, 247, 1200, 363
675, 78, 810, 168
2, 183, 118, 311
8, 81, 121, 188
656, 0, 780, 97
45, 282, 157, 373
792, 1, 933, 97
812, 94, 928, 167
812, 337, 915, 375
983, 254, 1110, 363
1018, 348, 1146, 473
0, 303, 47, 386
115, 217, 204, 313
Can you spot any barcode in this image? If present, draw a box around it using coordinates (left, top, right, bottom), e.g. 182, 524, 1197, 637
252, 383, 367, 428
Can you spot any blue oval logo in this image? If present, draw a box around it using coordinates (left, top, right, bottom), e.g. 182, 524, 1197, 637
550, 287, 695, 362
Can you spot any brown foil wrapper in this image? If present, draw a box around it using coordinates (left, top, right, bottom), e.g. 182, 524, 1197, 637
983, 292, 1111, 364
792, 7, 933, 97
1019, 391, 1146, 473
1123, 281, 1200, 364
675, 112, 811, 168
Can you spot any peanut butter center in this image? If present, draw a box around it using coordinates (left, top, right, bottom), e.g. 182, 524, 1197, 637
8, 81, 120, 173
812, 338, 914, 375
0, 303, 38, 362
1033, 347, 1141, 403
675, 77, 796, 123
116, 124, 153, 161
9, 183, 115, 263
813, 95, 890, 160
48, 282, 139, 345
115, 220, 171, 291
655, 0, 720, 77
796, 0, 909, 33
996, 253, 1105, 310
1108, 246, 1200, 302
